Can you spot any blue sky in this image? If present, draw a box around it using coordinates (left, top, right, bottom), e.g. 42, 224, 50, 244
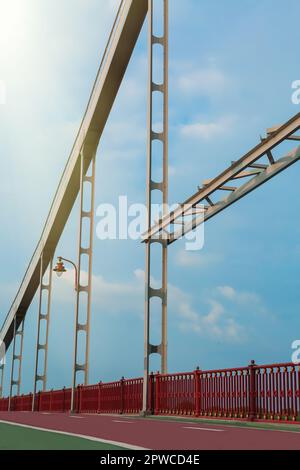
1, 0, 300, 395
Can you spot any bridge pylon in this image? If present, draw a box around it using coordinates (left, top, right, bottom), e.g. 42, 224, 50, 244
143, 0, 169, 414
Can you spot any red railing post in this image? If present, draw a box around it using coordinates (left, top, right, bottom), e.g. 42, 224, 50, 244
120, 377, 125, 415
283, 366, 288, 421
78, 385, 82, 414
194, 367, 201, 417
149, 372, 155, 415
155, 373, 160, 415
62, 387, 66, 413
37, 391, 41, 412
49, 389, 53, 413
97, 382, 102, 414
249, 360, 257, 421
76, 385, 80, 414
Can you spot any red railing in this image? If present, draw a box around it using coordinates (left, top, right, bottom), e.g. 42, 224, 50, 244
38, 388, 73, 413
122, 378, 143, 414
99, 380, 122, 414
0, 397, 9, 412
195, 366, 251, 419
0, 361, 299, 423
10, 394, 33, 412
155, 372, 195, 415
254, 363, 300, 421
79, 384, 99, 414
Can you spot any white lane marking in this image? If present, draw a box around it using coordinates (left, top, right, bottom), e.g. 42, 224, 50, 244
0, 419, 147, 450
184, 426, 224, 432
145, 417, 300, 434
113, 420, 134, 424
243, 427, 300, 435
69, 416, 84, 419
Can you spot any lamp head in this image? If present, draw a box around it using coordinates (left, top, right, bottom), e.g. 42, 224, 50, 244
53, 257, 67, 277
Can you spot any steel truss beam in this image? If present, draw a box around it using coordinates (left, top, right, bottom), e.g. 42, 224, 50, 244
142, 113, 300, 243
32, 254, 53, 410
1, 0, 148, 350
172, 146, 300, 241
8, 316, 25, 409
71, 152, 96, 412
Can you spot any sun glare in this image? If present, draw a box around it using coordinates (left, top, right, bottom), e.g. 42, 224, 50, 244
0, 0, 29, 58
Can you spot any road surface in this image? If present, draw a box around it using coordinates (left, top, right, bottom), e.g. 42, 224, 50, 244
0, 412, 300, 450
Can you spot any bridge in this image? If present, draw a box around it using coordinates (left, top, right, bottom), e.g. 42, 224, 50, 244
0, 0, 300, 433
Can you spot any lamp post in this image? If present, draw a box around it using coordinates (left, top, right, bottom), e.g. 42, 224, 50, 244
53, 256, 79, 412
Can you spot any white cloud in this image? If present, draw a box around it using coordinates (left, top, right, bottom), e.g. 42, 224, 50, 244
217, 285, 261, 304
53, 267, 245, 342
178, 67, 228, 97
216, 285, 272, 318
177, 299, 244, 342
176, 251, 203, 268
168, 283, 245, 342
53, 268, 144, 317
180, 116, 235, 140
218, 286, 236, 300
202, 301, 224, 325
178, 302, 199, 323
173, 284, 272, 341
176, 250, 223, 268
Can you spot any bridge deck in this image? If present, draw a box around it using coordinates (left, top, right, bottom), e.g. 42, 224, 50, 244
0, 412, 300, 450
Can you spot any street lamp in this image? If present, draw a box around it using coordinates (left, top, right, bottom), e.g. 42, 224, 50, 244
53, 256, 79, 413
53, 257, 66, 277
53, 256, 78, 291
